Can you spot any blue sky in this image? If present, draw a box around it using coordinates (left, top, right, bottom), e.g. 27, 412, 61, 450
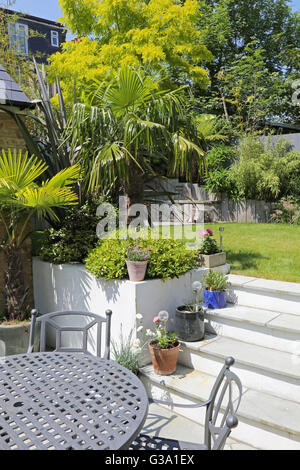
6, 0, 300, 24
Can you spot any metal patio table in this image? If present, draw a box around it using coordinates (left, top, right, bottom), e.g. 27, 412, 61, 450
0, 352, 149, 450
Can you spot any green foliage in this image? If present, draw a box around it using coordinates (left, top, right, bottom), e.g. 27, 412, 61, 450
144, 239, 198, 280
196, 0, 300, 125
0, 149, 79, 322
111, 327, 140, 375
204, 144, 238, 197
85, 238, 198, 280
229, 137, 300, 201
199, 236, 219, 255
203, 270, 228, 292
270, 197, 300, 225
64, 66, 206, 197
49, 0, 212, 101
39, 196, 107, 264
151, 316, 179, 349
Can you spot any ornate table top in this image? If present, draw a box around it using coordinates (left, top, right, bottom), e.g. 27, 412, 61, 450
0, 352, 148, 450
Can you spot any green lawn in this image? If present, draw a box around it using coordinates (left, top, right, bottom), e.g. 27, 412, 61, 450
162, 223, 300, 283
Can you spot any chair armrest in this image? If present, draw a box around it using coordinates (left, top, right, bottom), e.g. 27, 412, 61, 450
27, 309, 39, 353
148, 397, 211, 409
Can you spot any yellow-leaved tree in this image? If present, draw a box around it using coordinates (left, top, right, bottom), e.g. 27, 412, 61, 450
48, 0, 212, 100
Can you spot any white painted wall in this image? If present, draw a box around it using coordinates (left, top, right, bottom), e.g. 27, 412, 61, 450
32, 257, 230, 363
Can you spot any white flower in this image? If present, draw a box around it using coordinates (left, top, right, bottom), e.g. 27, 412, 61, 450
146, 329, 155, 337
136, 314, 143, 320
137, 326, 143, 333
131, 339, 141, 348
132, 347, 142, 354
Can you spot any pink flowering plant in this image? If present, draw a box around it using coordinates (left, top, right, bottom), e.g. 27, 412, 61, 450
127, 245, 151, 262
146, 312, 179, 349
198, 228, 219, 255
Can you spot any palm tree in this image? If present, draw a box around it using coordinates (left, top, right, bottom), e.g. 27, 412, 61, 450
66, 67, 206, 211
0, 149, 80, 322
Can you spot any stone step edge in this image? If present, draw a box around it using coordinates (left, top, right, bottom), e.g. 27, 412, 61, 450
179, 336, 300, 381
228, 276, 300, 299
140, 364, 300, 438
204, 306, 300, 335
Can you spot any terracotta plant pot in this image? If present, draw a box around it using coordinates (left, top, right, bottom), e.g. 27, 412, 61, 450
126, 260, 148, 282
149, 341, 180, 376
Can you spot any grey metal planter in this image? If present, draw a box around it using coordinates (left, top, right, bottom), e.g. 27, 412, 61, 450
0, 321, 40, 357
175, 306, 205, 342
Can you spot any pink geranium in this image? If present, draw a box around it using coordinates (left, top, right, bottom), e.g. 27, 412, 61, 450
199, 229, 209, 237
153, 316, 160, 324
199, 228, 213, 237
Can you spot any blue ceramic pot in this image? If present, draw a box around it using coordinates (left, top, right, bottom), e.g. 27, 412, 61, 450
204, 289, 227, 309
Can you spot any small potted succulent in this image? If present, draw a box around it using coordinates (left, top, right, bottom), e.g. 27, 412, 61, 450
126, 245, 151, 282
198, 229, 226, 268
175, 281, 206, 342
147, 311, 180, 376
203, 270, 229, 309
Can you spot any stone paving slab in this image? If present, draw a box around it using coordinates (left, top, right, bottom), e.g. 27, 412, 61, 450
239, 390, 300, 435
267, 313, 300, 332
140, 364, 220, 402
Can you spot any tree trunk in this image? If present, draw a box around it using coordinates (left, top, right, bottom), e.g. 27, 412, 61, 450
3, 242, 29, 322
124, 164, 145, 225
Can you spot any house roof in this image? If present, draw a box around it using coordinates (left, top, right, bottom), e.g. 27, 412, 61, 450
0, 64, 34, 109
2, 8, 65, 30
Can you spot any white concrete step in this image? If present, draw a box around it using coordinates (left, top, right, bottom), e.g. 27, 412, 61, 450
140, 364, 300, 450
179, 336, 300, 403
228, 274, 300, 315
204, 304, 300, 353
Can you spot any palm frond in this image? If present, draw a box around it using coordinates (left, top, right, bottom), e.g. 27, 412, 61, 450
15, 186, 78, 220
0, 149, 47, 191
44, 165, 82, 189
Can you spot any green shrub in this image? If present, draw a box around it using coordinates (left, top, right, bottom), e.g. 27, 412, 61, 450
229, 137, 300, 202
270, 197, 300, 225
204, 145, 239, 198
39, 196, 109, 264
85, 238, 198, 280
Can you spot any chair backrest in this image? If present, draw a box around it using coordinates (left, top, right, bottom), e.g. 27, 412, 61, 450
28, 309, 112, 359
204, 357, 242, 450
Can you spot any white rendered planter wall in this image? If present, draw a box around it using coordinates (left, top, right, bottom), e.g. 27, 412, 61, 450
32, 257, 230, 363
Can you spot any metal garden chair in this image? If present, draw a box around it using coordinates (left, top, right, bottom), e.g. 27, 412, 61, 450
27, 309, 112, 359
130, 357, 242, 451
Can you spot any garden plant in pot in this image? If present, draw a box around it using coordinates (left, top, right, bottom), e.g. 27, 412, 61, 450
147, 311, 180, 376
126, 245, 151, 282
0, 149, 80, 356
203, 270, 229, 309
198, 228, 226, 268
175, 281, 206, 342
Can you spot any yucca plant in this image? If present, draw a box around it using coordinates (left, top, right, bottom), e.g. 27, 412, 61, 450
0, 149, 80, 322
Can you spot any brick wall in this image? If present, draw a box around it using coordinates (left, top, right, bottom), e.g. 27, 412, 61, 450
0, 113, 33, 317
0, 112, 27, 152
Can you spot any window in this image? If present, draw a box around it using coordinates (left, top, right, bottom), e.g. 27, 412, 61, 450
8, 23, 28, 55
51, 30, 59, 47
